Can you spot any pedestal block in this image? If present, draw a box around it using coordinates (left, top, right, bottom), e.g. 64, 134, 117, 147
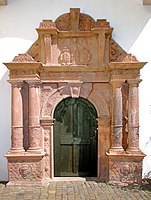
108, 153, 144, 185
7, 154, 48, 186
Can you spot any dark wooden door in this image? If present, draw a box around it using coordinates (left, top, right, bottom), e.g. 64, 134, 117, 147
54, 97, 98, 177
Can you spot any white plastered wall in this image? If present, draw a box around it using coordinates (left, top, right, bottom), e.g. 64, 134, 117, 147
0, 0, 151, 181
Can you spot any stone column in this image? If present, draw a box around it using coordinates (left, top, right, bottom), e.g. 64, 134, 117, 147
127, 79, 141, 153
10, 81, 24, 153
109, 80, 124, 153
27, 81, 42, 153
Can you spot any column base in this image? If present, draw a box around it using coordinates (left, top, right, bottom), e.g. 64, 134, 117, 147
126, 147, 145, 155
7, 148, 25, 154
27, 147, 42, 154
108, 147, 125, 155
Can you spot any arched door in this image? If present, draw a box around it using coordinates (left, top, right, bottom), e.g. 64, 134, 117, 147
54, 97, 98, 177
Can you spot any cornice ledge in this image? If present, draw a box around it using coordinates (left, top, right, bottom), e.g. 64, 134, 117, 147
109, 62, 147, 70
4, 62, 42, 70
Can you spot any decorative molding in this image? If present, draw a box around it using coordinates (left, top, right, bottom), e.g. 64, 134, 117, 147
69, 82, 82, 98
0, 0, 7, 6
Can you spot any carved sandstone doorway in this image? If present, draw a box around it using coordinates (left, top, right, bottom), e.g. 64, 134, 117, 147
54, 97, 98, 177
5, 8, 146, 186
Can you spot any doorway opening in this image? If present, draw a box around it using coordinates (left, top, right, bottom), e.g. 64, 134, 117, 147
53, 97, 98, 177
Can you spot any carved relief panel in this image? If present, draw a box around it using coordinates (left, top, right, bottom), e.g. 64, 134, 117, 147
56, 37, 98, 66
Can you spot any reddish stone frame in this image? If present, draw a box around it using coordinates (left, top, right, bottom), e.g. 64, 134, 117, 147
4, 8, 146, 186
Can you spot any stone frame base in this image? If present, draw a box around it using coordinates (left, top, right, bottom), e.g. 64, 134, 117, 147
6, 154, 49, 186
107, 153, 145, 185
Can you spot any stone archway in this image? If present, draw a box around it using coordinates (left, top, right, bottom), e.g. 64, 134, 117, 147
53, 97, 98, 177
5, 8, 145, 186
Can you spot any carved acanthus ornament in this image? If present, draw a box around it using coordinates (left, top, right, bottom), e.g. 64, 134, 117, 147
39, 20, 56, 29
116, 54, 138, 62
110, 39, 127, 62
12, 53, 36, 63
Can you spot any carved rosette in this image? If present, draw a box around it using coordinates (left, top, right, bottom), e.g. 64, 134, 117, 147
19, 165, 32, 179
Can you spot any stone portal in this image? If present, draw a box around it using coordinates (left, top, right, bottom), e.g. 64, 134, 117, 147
5, 8, 146, 186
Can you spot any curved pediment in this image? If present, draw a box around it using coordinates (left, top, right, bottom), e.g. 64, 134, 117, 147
55, 9, 95, 31
26, 8, 126, 68
5, 8, 145, 77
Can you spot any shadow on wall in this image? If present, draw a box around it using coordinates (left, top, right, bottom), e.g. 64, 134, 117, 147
143, 137, 151, 179
0, 70, 11, 181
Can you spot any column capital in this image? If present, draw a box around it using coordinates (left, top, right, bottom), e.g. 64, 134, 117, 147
26, 80, 41, 87
110, 79, 125, 88
127, 79, 142, 87
8, 80, 24, 88
40, 119, 54, 127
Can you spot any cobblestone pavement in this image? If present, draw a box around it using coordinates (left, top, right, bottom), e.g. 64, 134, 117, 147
0, 181, 151, 200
